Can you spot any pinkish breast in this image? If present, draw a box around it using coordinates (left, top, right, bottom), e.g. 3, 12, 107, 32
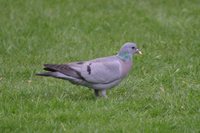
120, 60, 133, 77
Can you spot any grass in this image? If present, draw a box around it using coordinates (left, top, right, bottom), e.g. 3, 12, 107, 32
0, 0, 200, 132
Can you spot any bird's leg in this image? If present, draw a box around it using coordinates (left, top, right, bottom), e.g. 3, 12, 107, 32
101, 89, 107, 98
94, 89, 99, 97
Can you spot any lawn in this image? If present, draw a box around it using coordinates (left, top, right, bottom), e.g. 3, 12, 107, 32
0, 0, 200, 132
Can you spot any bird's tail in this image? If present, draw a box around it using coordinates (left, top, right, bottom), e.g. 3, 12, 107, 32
36, 71, 78, 81
35, 72, 53, 77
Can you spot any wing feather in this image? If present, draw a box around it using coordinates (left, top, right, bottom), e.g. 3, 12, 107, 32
43, 64, 84, 80
75, 61, 121, 84
43, 56, 122, 84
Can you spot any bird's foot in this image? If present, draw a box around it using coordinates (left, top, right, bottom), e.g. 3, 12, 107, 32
101, 89, 107, 98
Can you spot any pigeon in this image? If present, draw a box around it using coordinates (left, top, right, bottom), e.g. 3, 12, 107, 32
36, 42, 142, 97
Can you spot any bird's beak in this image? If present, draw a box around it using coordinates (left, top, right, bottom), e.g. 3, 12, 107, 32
136, 49, 142, 55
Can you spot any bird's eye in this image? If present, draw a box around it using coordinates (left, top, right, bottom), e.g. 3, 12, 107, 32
132, 47, 135, 49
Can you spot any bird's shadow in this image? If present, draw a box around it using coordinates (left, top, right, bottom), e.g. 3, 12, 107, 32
55, 88, 112, 102
54, 88, 98, 101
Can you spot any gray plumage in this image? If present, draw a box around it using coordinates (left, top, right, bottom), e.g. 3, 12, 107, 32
36, 42, 142, 97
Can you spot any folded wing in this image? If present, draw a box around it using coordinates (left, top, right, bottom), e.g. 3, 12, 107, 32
43, 60, 122, 84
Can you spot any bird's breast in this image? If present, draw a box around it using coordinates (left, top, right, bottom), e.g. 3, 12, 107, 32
120, 60, 132, 77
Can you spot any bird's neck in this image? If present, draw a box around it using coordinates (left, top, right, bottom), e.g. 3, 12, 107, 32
117, 52, 133, 62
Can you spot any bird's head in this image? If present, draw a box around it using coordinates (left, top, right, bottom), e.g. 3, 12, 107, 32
117, 42, 142, 61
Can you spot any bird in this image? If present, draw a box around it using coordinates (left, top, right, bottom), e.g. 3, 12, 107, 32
36, 42, 142, 97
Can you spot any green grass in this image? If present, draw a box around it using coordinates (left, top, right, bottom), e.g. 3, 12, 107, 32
0, 0, 200, 132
